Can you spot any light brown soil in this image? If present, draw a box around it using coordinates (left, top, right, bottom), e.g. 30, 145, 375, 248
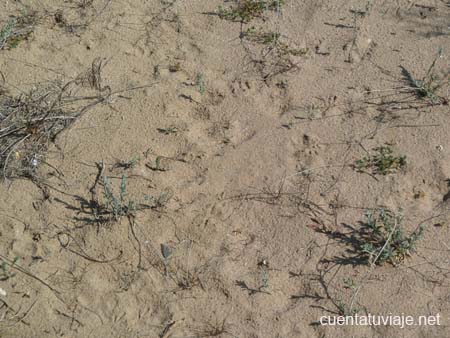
1, 1, 450, 337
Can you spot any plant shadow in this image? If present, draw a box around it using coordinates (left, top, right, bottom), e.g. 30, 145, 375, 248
315, 222, 372, 266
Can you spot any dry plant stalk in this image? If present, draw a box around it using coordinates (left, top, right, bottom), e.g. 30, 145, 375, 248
0, 58, 111, 180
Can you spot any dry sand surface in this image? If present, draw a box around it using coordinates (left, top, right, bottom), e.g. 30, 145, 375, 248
1, 0, 450, 337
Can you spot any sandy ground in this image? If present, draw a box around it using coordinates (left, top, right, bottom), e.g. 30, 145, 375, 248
0, 0, 450, 337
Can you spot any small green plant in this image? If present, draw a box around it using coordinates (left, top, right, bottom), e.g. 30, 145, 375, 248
144, 191, 171, 209
355, 146, 406, 175
240, 26, 308, 78
146, 156, 168, 171
359, 209, 425, 266
336, 298, 359, 316
0, 256, 18, 281
212, 1, 305, 79
270, 39, 308, 59
112, 156, 140, 170
343, 278, 356, 290
195, 73, 205, 95
401, 48, 449, 104
0, 11, 37, 50
193, 318, 228, 338
258, 258, 270, 289
217, 0, 284, 23
157, 126, 178, 135
242, 26, 280, 44
0, 19, 16, 49
101, 174, 136, 220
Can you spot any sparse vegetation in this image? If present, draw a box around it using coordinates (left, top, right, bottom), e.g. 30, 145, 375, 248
144, 190, 171, 208
73, 0, 95, 9
243, 28, 308, 79
0, 62, 106, 180
210, 1, 307, 79
101, 174, 136, 220
358, 209, 425, 266
0, 58, 150, 181
235, 259, 271, 295
354, 146, 406, 175
100, 172, 168, 219
343, 277, 356, 290
54, 0, 110, 34
112, 156, 140, 170
0, 10, 37, 50
195, 73, 206, 95
401, 49, 449, 105
258, 258, 270, 289
317, 209, 425, 266
0, 19, 17, 49
193, 318, 229, 337
0, 256, 18, 281
172, 265, 204, 290
241, 26, 280, 44
157, 126, 178, 135
0, 81, 84, 180
1, 1, 449, 336
146, 156, 168, 171
242, 26, 308, 56
217, 0, 284, 23
336, 297, 359, 316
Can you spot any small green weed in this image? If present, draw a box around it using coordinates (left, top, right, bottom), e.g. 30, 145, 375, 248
241, 26, 308, 78
355, 146, 406, 175
401, 48, 449, 104
258, 258, 270, 289
146, 156, 168, 171
0, 19, 16, 49
0, 256, 18, 281
217, 0, 284, 23
157, 127, 178, 135
343, 278, 356, 290
336, 298, 359, 316
144, 191, 171, 209
195, 73, 205, 95
242, 26, 280, 44
212, 1, 306, 79
359, 209, 425, 265
272, 39, 308, 58
101, 174, 136, 220
241, 26, 307, 78
0, 11, 37, 50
